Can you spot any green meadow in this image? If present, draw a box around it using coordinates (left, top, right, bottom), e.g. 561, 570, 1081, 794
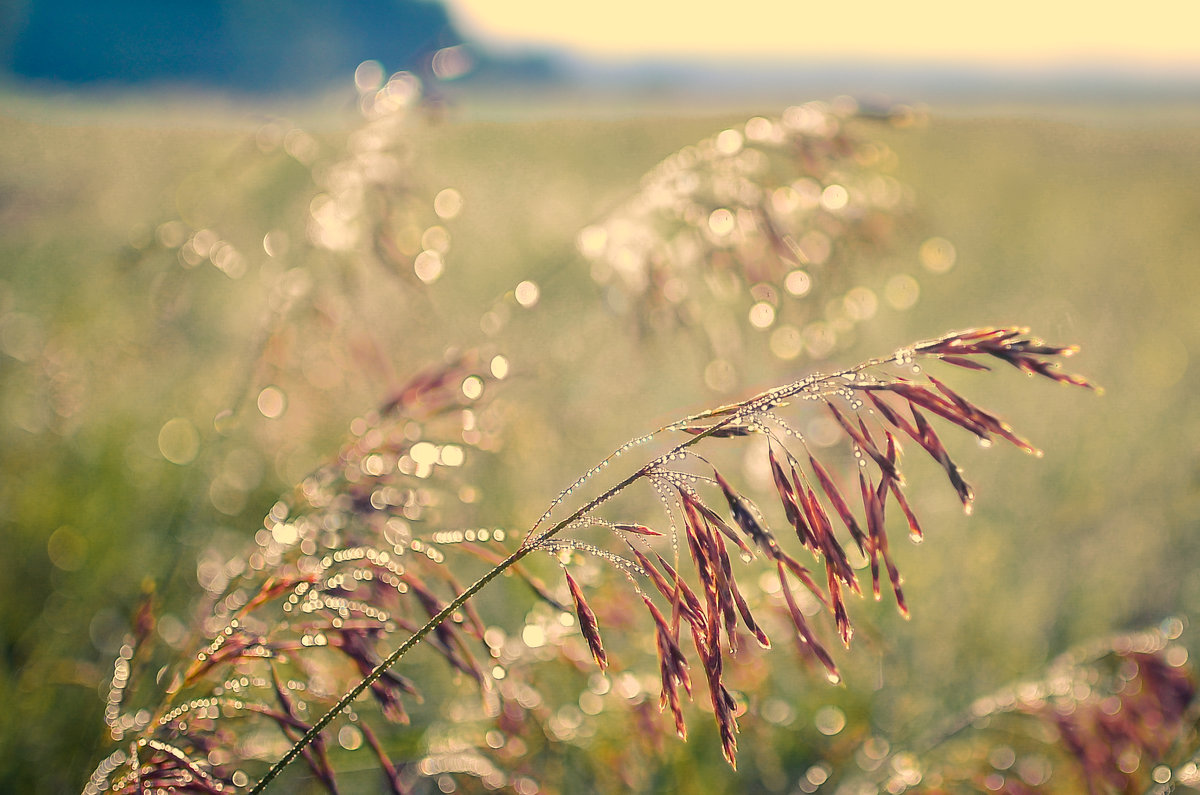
2, 90, 1199, 793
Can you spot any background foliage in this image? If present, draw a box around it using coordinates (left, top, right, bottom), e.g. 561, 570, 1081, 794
1, 89, 1199, 793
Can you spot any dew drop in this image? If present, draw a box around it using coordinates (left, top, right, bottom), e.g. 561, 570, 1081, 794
919, 237, 957, 273
338, 724, 363, 751
414, 250, 444, 283
515, 280, 540, 308
490, 355, 510, 379
708, 208, 735, 237
461, 376, 484, 400
433, 188, 463, 220
158, 418, 200, 465
257, 386, 287, 419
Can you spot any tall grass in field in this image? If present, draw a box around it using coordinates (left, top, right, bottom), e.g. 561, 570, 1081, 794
60, 71, 1200, 795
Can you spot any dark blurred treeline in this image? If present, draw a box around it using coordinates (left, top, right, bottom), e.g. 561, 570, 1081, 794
0, 0, 477, 92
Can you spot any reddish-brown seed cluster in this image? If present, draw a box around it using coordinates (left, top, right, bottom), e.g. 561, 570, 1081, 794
90, 356, 513, 795
910, 636, 1195, 795
916, 327, 1096, 390
1043, 651, 1194, 794
556, 327, 1096, 769
564, 569, 608, 671
113, 740, 230, 794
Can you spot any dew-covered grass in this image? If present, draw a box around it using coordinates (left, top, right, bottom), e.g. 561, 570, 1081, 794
2, 90, 1199, 793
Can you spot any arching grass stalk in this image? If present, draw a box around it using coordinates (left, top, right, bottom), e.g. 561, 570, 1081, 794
249, 335, 910, 790
251, 325, 1093, 791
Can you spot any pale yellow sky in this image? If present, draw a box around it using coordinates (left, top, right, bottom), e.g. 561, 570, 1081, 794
447, 0, 1200, 66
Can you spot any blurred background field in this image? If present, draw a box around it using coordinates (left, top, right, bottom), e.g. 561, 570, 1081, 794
3, 2, 1200, 793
